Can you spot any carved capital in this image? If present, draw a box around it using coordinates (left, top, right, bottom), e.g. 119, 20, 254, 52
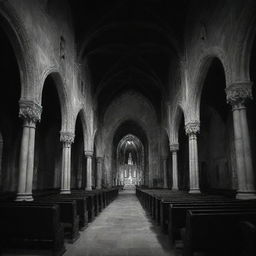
185, 121, 200, 135
19, 100, 42, 124
226, 82, 253, 108
60, 132, 75, 144
170, 143, 179, 152
85, 150, 94, 157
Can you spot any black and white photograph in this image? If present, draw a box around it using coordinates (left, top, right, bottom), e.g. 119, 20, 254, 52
0, 0, 256, 255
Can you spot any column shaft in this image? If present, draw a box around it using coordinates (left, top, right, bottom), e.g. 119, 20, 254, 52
60, 143, 71, 194
163, 158, 168, 188
232, 105, 255, 198
96, 157, 102, 189
86, 155, 92, 191
172, 151, 178, 190
185, 122, 200, 194
188, 134, 200, 193
60, 132, 74, 194
25, 124, 36, 195
85, 151, 93, 190
240, 107, 254, 190
16, 122, 30, 200
16, 100, 42, 201
226, 82, 256, 199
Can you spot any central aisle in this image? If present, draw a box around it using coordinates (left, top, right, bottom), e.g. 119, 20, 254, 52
64, 190, 177, 256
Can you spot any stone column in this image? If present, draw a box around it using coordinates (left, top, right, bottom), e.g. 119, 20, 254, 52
16, 100, 42, 201
185, 121, 200, 194
85, 150, 93, 191
96, 157, 103, 189
226, 82, 256, 199
162, 157, 168, 188
170, 143, 179, 190
121, 171, 124, 185
60, 132, 75, 194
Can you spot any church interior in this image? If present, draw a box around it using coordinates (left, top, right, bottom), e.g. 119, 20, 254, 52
1, 0, 256, 255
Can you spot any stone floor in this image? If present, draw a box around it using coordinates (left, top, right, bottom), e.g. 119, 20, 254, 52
64, 189, 177, 256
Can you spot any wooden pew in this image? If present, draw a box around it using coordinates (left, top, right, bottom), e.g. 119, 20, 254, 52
136, 188, 256, 256
182, 209, 256, 256
36, 198, 80, 243
168, 201, 256, 244
85, 192, 100, 217
41, 190, 96, 223
69, 191, 96, 222
45, 194, 89, 231
0, 202, 65, 256
71, 188, 119, 220
102, 191, 107, 208
57, 201, 80, 242
156, 192, 236, 232
238, 221, 256, 256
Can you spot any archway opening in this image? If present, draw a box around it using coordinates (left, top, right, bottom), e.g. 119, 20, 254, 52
71, 112, 85, 190
34, 75, 62, 191
0, 25, 22, 193
178, 113, 189, 191
116, 134, 144, 188
92, 143, 97, 189
161, 130, 171, 188
112, 120, 148, 188
199, 58, 234, 194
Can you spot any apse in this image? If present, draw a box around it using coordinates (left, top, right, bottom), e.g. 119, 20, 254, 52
116, 134, 144, 187
111, 120, 149, 187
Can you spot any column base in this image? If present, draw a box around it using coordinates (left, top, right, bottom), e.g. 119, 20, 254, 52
236, 191, 256, 200
96, 186, 102, 190
86, 187, 92, 191
15, 193, 33, 201
60, 189, 71, 194
189, 188, 201, 194
172, 187, 179, 191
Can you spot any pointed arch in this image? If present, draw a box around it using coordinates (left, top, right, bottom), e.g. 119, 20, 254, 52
190, 54, 227, 123
0, 2, 39, 100
230, 2, 256, 82
74, 108, 89, 151
40, 71, 69, 132
170, 104, 185, 145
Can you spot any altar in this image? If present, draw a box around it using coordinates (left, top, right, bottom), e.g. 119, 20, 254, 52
118, 153, 142, 186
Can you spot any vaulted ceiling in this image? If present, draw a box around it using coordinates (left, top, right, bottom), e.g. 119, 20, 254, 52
69, 0, 189, 118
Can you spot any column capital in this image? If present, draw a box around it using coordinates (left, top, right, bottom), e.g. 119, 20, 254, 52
185, 121, 200, 135
60, 132, 75, 145
85, 150, 94, 157
226, 82, 253, 108
169, 143, 179, 152
19, 100, 42, 124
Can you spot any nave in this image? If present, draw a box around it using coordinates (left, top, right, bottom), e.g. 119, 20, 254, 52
64, 190, 175, 256
1, 0, 256, 255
